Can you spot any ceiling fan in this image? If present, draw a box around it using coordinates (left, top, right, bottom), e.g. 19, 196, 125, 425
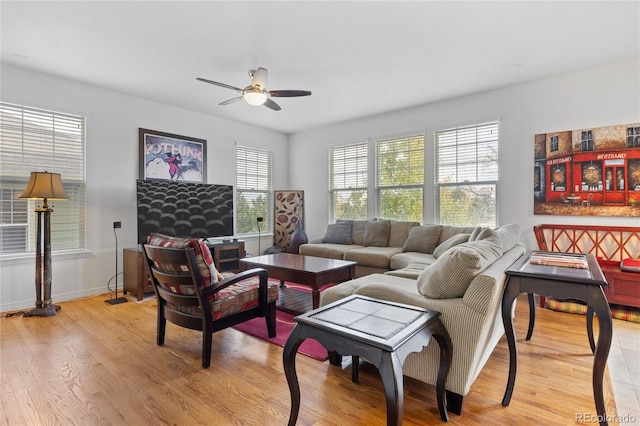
196, 67, 311, 111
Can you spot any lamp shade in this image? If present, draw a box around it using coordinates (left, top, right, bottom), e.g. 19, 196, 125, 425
19, 171, 69, 200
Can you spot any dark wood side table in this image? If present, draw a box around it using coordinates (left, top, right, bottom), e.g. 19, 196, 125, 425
283, 295, 452, 425
501, 252, 612, 426
123, 246, 153, 301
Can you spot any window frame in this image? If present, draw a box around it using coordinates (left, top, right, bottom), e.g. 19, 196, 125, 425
328, 142, 369, 222
581, 130, 595, 151
375, 133, 425, 222
434, 121, 499, 227
0, 102, 86, 257
235, 144, 273, 235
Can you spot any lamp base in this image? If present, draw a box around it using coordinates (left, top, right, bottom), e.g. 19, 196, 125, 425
105, 297, 128, 305
24, 304, 61, 317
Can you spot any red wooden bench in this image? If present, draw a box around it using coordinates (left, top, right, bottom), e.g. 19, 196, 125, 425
533, 224, 640, 308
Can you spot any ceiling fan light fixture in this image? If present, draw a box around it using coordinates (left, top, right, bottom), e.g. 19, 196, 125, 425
243, 88, 267, 106
198, 67, 310, 111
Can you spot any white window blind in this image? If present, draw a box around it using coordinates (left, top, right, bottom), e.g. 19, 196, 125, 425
236, 145, 272, 234
435, 122, 498, 227
0, 102, 86, 255
329, 142, 368, 221
376, 133, 424, 222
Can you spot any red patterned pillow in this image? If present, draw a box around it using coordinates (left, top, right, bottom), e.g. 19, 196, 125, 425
147, 233, 222, 293
621, 258, 640, 273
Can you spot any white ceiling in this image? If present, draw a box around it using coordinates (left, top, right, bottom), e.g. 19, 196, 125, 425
2, 1, 639, 134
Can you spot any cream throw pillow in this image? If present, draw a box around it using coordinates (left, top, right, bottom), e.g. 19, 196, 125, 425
323, 221, 353, 244
495, 223, 521, 252
363, 220, 391, 247
433, 233, 471, 258
402, 225, 443, 254
417, 236, 503, 299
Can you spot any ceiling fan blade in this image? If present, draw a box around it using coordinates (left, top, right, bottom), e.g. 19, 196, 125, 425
263, 98, 281, 111
250, 67, 268, 90
196, 77, 242, 92
269, 90, 312, 97
219, 97, 243, 106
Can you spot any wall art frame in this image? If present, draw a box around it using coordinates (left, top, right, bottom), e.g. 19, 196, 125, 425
533, 122, 640, 217
139, 128, 207, 183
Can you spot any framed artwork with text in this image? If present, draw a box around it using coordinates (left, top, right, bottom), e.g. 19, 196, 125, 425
139, 128, 207, 183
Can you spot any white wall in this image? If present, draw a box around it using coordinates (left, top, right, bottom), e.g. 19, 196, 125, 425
0, 64, 288, 312
289, 59, 640, 247
3, 60, 638, 311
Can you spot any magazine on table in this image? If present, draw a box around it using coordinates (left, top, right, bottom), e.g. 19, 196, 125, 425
528, 251, 589, 269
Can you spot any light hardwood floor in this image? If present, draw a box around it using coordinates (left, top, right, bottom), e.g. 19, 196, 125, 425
1, 293, 637, 425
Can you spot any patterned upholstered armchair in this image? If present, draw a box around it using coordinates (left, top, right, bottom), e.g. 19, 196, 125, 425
142, 233, 279, 368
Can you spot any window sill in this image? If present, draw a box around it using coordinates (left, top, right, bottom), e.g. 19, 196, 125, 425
0, 248, 92, 263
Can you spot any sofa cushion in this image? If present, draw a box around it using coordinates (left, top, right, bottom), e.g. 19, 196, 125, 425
343, 246, 403, 269
495, 222, 521, 252
390, 251, 437, 270
385, 262, 432, 279
468, 226, 483, 241
350, 220, 367, 245
433, 233, 471, 258
364, 219, 391, 247
402, 225, 442, 254
476, 227, 497, 241
388, 220, 420, 247
417, 236, 503, 299
323, 221, 353, 244
438, 225, 476, 245
299, 243, 363, 260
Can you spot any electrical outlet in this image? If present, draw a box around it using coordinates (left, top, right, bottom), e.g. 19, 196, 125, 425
256, 217, 264, 222
113, 221, 121, 229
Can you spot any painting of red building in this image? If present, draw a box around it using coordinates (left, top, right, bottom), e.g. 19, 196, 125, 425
534, 123, 640, 217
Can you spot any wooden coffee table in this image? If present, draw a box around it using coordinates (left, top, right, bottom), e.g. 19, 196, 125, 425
240, 253, 356, 313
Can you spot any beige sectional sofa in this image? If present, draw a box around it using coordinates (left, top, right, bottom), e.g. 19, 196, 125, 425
316, 222, 525, 415
299, 219, 477, 277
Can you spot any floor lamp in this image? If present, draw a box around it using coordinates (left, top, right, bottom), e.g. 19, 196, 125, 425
19, 171, 69, 317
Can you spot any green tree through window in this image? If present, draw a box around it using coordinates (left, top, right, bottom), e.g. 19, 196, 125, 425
330, 142, 368, 221
236, 145, 272, 234
376, 134, 424, 222
436, 122, 499, 227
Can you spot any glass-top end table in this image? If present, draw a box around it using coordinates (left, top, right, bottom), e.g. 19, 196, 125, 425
283, 295, 453, 425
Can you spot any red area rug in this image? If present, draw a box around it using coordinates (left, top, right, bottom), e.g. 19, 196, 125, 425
232, 309, 328, 361
232, 281, 329, 361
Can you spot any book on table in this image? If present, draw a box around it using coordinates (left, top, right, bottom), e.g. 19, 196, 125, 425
529, 251, 589, 269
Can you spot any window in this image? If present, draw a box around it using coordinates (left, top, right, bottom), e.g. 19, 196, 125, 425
329, 142, 368, 221
376, 134, 424, 222
549, 135, 559, 152
236, 145, 272, 234
627, 126, 640, 148
0, 102, 86, 255
435, 122, 498, 227
581, 130, 594, 151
